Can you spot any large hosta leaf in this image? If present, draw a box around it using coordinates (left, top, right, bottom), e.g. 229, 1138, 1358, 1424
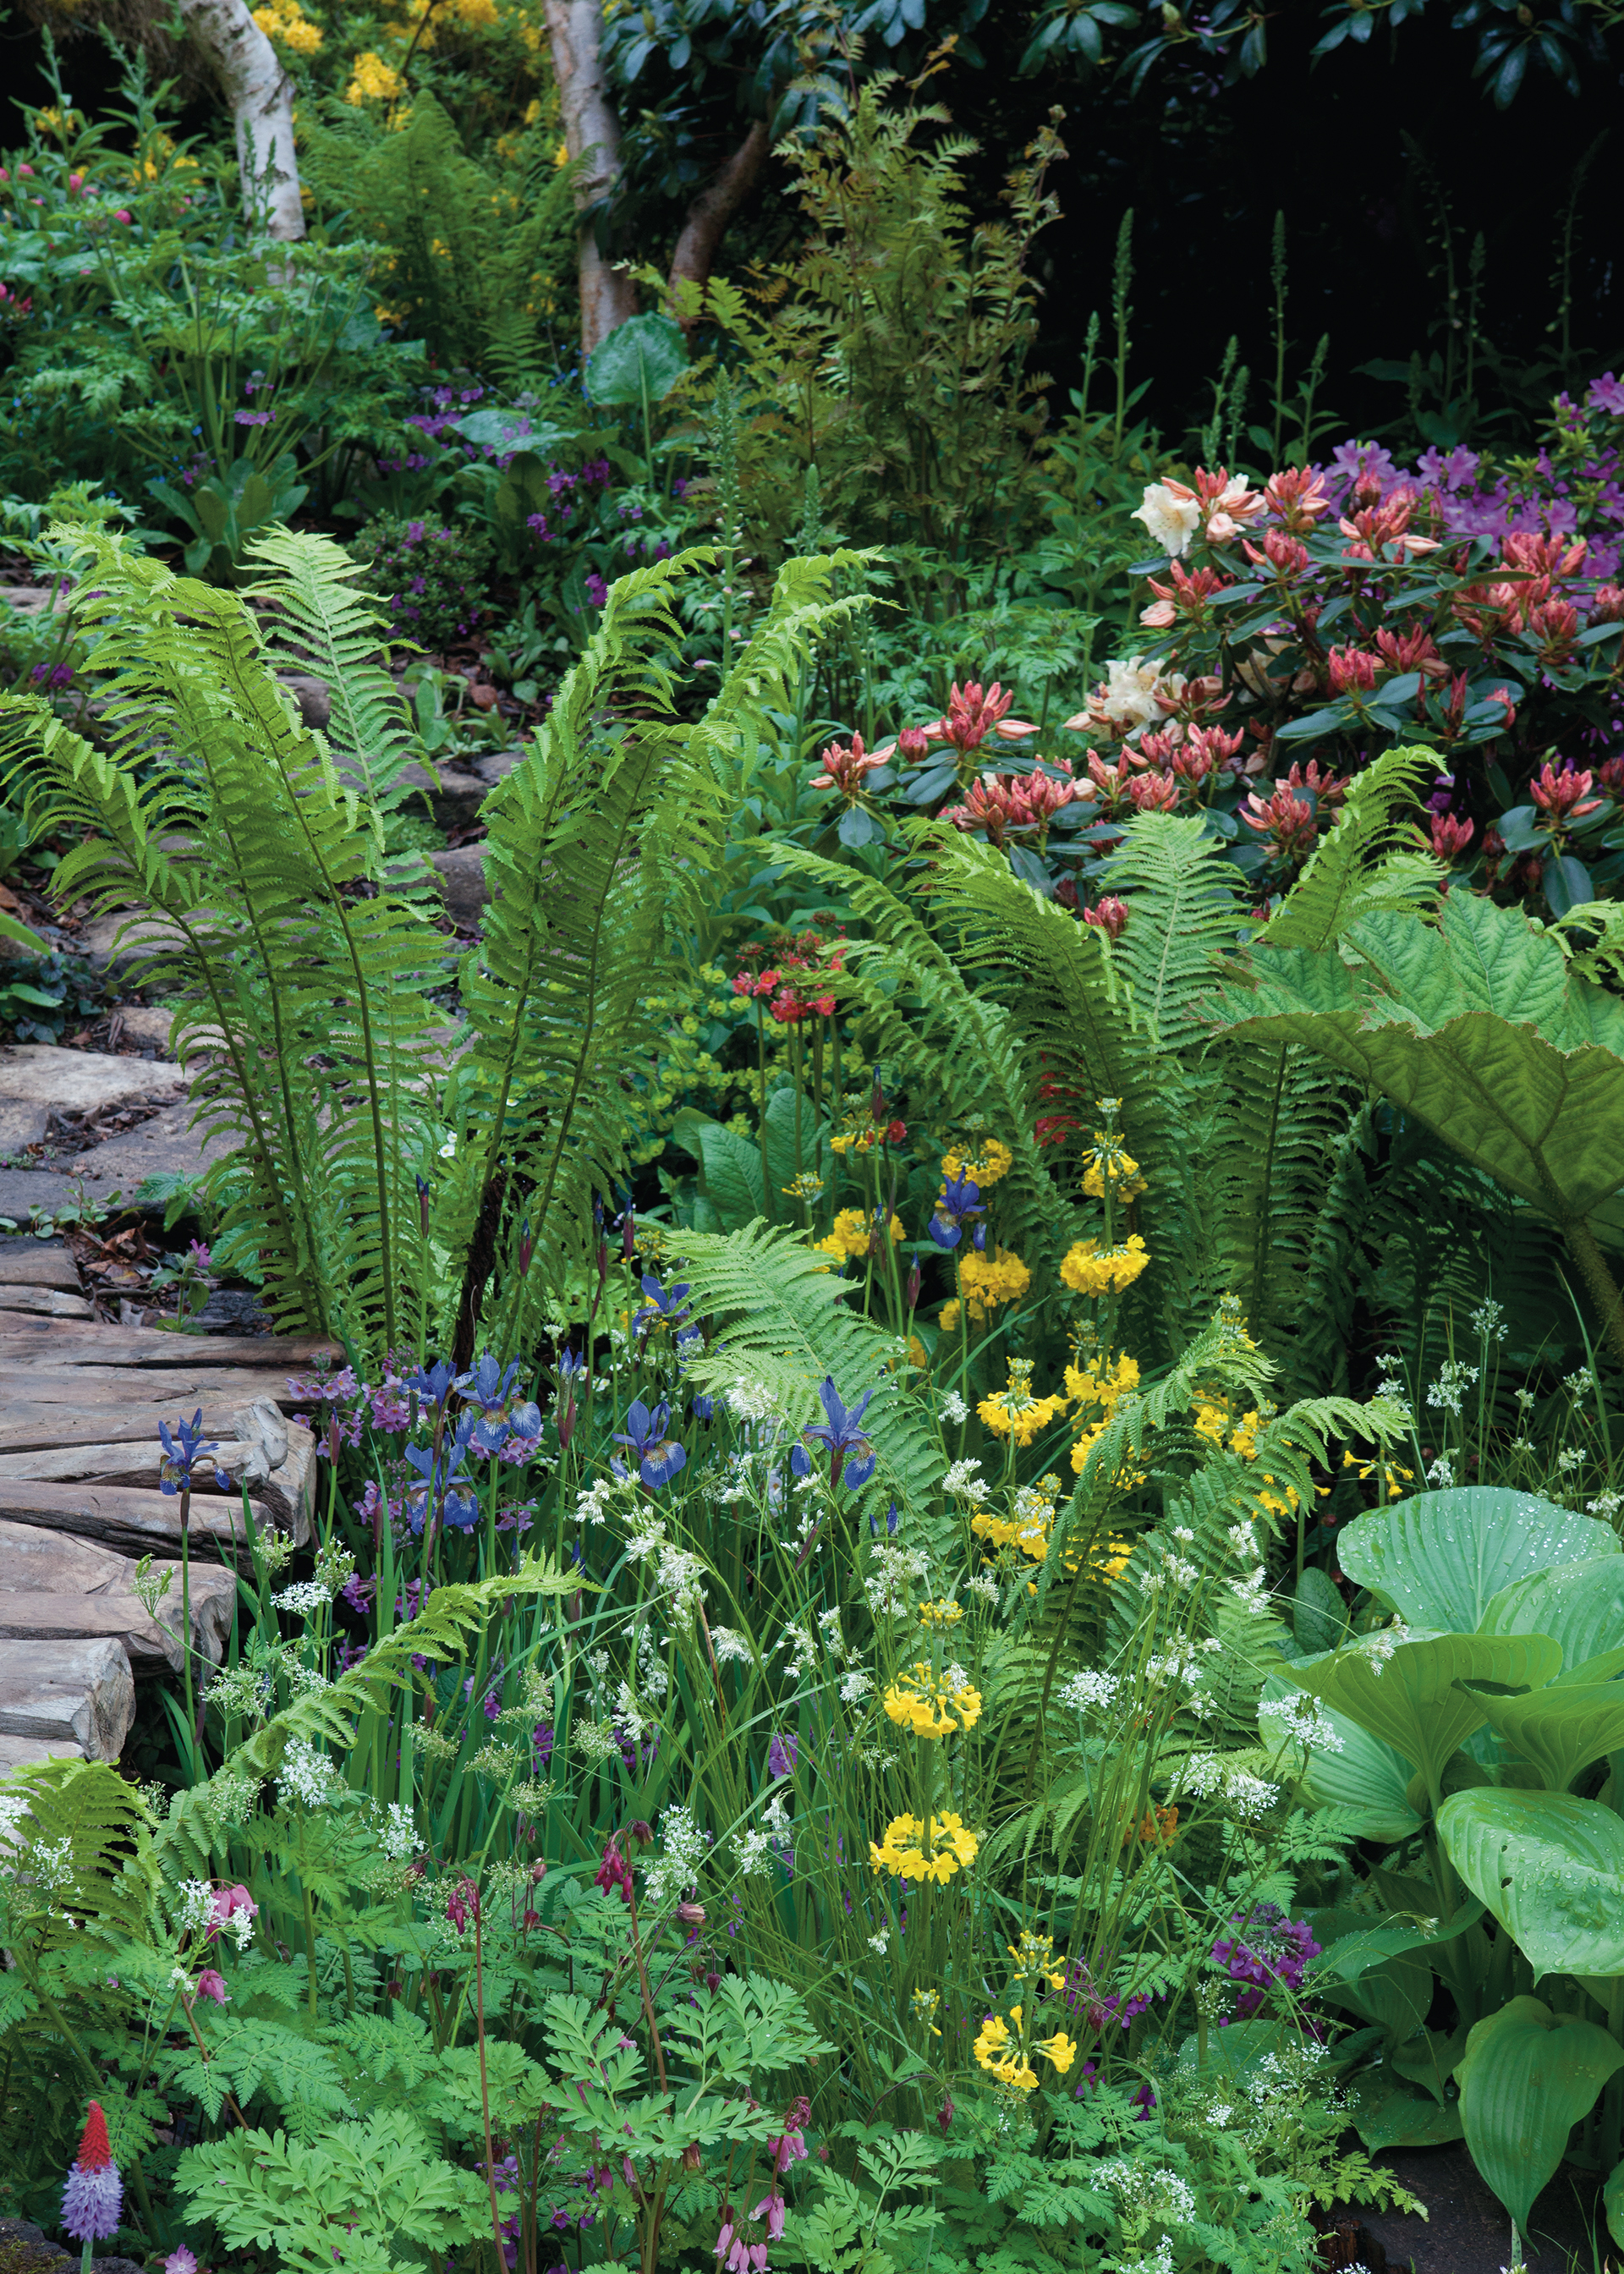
1212, 886, 1624, 1242
1456, 1996, 1624, 2233
1462, 1681, 1624, 1793
1337, 1489, 1614, 1634
1437, 1788, 1624, 1978
1259, 1675, 1421, 1840
1282, 1633, 1562, 1795
1480, 1555, 1624, 1676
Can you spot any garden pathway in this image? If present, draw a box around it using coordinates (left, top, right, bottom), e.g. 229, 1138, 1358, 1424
0, 1238, 330, 1780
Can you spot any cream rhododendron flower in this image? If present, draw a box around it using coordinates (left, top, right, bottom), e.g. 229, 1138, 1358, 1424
1132, 479, 1201, 557
1067, 657, 1187, 736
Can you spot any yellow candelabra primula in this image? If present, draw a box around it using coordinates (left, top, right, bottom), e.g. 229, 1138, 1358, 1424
883, 1662, 983, 1739
869, 1811, 979, 1885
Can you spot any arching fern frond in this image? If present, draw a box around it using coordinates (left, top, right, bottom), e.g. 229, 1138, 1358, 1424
668, 1219, 943, 1524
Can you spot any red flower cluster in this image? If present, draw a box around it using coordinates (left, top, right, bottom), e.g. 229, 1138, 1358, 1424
732, 930, 847, 1024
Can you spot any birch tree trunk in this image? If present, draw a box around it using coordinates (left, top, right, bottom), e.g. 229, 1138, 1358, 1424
178, 0, 305, 241
544, 0, 637, 360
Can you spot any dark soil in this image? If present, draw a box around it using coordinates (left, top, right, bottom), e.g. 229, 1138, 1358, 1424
1332, 2143, 1608, 2273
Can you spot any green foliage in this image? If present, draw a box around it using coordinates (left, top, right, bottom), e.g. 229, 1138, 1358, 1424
349, 510, 495, 651
299, 92, 577, 385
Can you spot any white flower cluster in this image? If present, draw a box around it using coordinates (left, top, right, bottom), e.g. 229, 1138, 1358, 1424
839, 1668, 874, 1704
938, 1390, 968, 1425
642, 1803, 707, 1912
271, 1579, 331, 1618
1227, 1564, 1274, 1618
1180, 1755, 1278, 1821
625, 1516, 667, 1563
864, 1543, 930, 1620
1470, 1299, 1508, 1344
1259, 1692, 1344, 1755
1098, 2157, 1198, 2228
1059, 1669, 1119, 1716
656, 1543, 708, 1622
734, 1826, 774, 1877
708, 1625, 755, 1667
1426, 1359, 1479, 1417
574, 1477, 617, 1527
727, 1378, 779, 1423
380, 1803, 416, 1862
280, 1735, 335, 1810
178, 1877, 216, 1933
1357, 1620, 1409, 1677
572, 1720, 622, 1764
941, 1458, 990, 1505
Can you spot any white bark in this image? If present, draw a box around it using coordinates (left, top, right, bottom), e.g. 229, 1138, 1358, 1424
544, 0, 637, 357
178, 0, 306, 242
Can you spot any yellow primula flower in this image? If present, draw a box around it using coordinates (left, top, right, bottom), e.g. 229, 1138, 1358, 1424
1034, 2030, 1078, 2075
977, 1357, 1066, 1446
815, 1206, 903, 1264
973, 2008, 1039, 2091
945, 1244, 1030, 1325
941, 1136, 1013, 1189
883, 1662, 983, 1739
1061, 1233, 1149, 1297
869, 1810, 979, 1884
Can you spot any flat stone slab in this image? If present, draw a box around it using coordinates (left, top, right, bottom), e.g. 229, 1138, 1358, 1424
0, 1318, 333, 1368
0, 1045, 181, 1113
0, 1521, 236, 1667
0, 1244, 81, 1289
0, 1363, 320, 1419
0, 1167, 120, 1219
0, 1101, 50, 1152
68, 1101, 238, 1183
0, 1284, 93, 1318
0, 1635, 134, 1760
76, 909, 190, 978
431, 843, 490, 926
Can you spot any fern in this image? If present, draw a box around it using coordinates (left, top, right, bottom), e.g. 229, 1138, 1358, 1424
667, 1219, 943, 1523
444, 548, 871, 1361
2, 530, 444, 1354
1256, 743, 1443, 953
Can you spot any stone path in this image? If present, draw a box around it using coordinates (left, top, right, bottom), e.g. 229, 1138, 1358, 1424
0, 1238, 330, 1778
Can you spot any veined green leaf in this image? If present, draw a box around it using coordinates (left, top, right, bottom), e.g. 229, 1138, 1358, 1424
1437, 1788, 1624, 1978
1456, 1996, 1624, 2232
1337, 1487, 1615, 1635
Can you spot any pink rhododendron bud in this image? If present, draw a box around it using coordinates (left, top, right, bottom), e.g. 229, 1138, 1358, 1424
1430, 813, 1476, 861
1326, 647, 1379, 695
1530, 761, 1601, 821
1083, 896, 1127, 941
897, 724, 931, 761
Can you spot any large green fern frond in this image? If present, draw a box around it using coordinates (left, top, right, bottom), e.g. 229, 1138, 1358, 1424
668, 1220, 943, 1524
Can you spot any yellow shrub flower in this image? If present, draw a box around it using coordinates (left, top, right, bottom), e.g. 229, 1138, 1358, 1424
254, 0, 323, 51
345, 49, 404, 101
1061, 1234, 1149, 1297
972, 1474, 1061, 1563
977, 1357, 1066, 1446
883, 1662, 982, 1738
918, 1598, 964, 1629
1065, 1350, 1141, 1411
869, 1810, 979, 1883
941, 1136, 1013, 1189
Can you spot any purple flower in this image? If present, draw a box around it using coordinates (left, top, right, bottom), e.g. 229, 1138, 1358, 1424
612, 1398, 687, 1489
584, 571, 608, 608
233, 409, 272, 426
157, 1409, 225, 1494
800, 1376, 876, 1491
534, 1722, 555, 1763
1588, 372, 1624, 418
928, 1173, 983, 1250
767, 1730, 798, 1778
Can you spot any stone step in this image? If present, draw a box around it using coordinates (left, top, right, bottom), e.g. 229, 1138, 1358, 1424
0, 1043, 181, 1115
0, 1363, 318, 1419
0, 1400, 315, 1534
0, 1521, 237, 1668
0, 1284, 92, 1319
0, 1319, 335, 1368
66, 1101, 238, 1185
0, 1245, 83, 1290
0, 1636, 134, 1761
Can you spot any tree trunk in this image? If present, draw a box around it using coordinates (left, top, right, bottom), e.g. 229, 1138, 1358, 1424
544, 0, 637, 360
178, 0, 305, 241
668, 119, 771, 309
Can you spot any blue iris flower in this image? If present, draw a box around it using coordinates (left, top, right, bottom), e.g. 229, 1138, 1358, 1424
635, 1275, 692, 1340
928, 1174, 984, 1251
157, 1409, 229, 1494
403, 1425, 480, 1532
801, 1376, 877, 1491
458, 1350, 524, 1416
557, 1348, 587, 1385
612, 1398, 688, 1490
692, 1392, 715, 1423
405, 1357, 457, 1413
